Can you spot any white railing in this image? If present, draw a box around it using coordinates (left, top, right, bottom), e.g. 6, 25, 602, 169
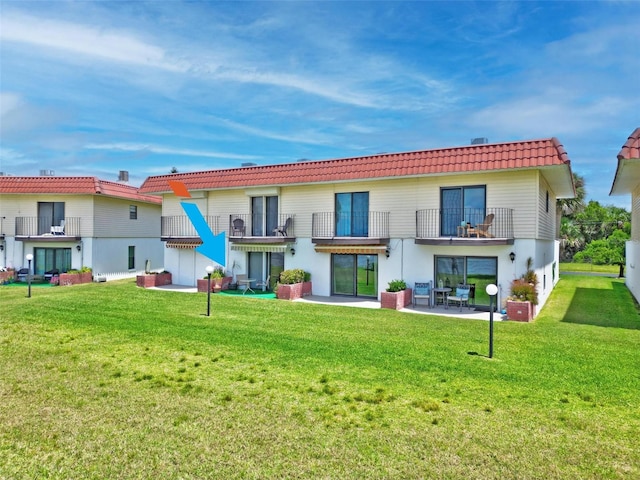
94, 269, 161, 282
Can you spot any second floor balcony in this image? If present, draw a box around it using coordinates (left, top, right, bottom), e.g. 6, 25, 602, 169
15, 217, 81, 240
416, 208, 514, 245
161, 215, 220, 240
312, 211, 390, 244
228, 213, 296, 243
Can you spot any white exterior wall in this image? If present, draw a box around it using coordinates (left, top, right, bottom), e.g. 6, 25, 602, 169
624, 187, 640, 303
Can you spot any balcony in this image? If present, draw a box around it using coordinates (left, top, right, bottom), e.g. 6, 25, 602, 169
228, 214, 296, 244
161, 215, 220, 241
312, 211, 390, 245
415, 208, 514, 245
15, 217, 81, 241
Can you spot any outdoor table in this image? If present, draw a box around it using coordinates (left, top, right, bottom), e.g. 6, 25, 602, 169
238, 278, 256, 294
433, 287, 451, 308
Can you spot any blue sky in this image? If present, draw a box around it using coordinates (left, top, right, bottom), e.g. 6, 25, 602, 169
1, 1, 638, 208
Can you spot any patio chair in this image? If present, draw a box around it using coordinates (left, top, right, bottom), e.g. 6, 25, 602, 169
272, 217, 292, 236
255, 275, 271, 291
413, 281, 432, 307
50, 219, 65, 235
448, 284, 471, 311
472, 213, 494, 238
231, 218, 246, 237
16, 268, 29, 282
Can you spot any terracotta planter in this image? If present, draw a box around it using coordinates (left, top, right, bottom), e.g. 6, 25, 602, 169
0, 271, 15, 284
381, 288, 413, 310
59, 271, 93, 286
507, 300, 535, 322
301, 281, 312, 297
136, 272, 172, 288
277, 282, 302, 300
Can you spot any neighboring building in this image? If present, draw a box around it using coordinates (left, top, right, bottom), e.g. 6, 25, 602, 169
0, 176, 164, 279
140, 137, 575, 312
610, 127, 640, 303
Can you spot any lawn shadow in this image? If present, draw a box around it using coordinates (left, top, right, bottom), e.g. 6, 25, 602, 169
562, 282, 640, 330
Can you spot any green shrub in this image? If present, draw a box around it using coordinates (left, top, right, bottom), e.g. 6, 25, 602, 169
509, 279, 538, 305
279, 269, 307, 285
386, 279, 407, 292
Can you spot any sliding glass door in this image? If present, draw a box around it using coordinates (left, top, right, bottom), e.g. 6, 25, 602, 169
332, 254, 377, 297
335, 192, 369, 237
440, 186, 485, 237
434, 255, 497, 307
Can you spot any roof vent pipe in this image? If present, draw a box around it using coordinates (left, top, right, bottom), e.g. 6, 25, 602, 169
471, 137, 488, 145
118, 170, 129, 182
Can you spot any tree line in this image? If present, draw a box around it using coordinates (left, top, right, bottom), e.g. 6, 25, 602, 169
558, 173, 630, 268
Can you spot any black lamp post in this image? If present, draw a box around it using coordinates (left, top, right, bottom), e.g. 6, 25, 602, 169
26, 253, 33, 298
485, 284, 498, 358
205, 265, 214, 316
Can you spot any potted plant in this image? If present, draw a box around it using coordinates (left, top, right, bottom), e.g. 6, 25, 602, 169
136, 269, 172, 288
506, 257, 539, 321
276, 269, 312, 300
381, 279, 413, 310
197, 267, 232, 293
60, 266, 93, 286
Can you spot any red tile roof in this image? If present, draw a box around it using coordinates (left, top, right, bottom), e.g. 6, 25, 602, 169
617, 127, 640, 160
610, 127, 640, 196
139, 137, 574, 196
0, 176, 162, 204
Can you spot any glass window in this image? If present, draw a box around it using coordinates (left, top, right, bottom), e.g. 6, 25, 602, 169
440, 186, 485, 236
335, 192, 369, 237
34, 247, 72, 275
130, 205, 138, 220
251, 196, 278, 236
37, 202, 65, 235
435, 255, 497, 307
331, 253, 377, 297
128, 246, 135, 269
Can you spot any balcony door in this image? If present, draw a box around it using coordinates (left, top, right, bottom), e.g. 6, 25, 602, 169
440, 186, 485, 237
251, 196, 278, 236
332, 254, 377, 297
38, 202, 65, 235
335, 192, 368, 237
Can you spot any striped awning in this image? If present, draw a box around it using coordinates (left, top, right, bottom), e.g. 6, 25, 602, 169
166, 240, 202, 249
314, 245, 388, 255
231, 244, 288, 253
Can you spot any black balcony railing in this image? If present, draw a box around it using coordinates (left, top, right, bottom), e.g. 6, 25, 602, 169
312, 211, 390, 239
416, 208, 513, 238
228, 214, 295, 238
15, 217, 81, 237
161, 215, 220, 238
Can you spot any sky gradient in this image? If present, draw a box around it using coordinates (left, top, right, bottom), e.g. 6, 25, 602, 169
1, 1, 638, 208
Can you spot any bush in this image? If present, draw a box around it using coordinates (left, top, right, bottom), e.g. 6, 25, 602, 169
211, 266, 225, 278
509, 279, 538, 305
279, 269, 307, 285
386, 279, 407, 292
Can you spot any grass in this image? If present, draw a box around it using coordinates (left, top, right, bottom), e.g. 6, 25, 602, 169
1, 276, 639, 478
560, 262, 619, 274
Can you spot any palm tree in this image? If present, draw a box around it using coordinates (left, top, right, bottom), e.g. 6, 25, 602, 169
558, 172, 586, 217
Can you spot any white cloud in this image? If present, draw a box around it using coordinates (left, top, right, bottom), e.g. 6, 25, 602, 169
0, 12, 186, 72
467, 94, 628, 138
84, 142, 259, 161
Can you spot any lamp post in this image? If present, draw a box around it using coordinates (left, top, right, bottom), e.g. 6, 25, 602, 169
485, 284, 498, 358
205, 265, 214, 316
26, 253, 33, 298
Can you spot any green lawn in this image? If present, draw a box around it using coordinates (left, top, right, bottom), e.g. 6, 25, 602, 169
1, 276, 639, 478
560, 262, 620, 274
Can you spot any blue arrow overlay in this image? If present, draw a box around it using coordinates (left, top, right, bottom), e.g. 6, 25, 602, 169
180, 202, 226, 266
